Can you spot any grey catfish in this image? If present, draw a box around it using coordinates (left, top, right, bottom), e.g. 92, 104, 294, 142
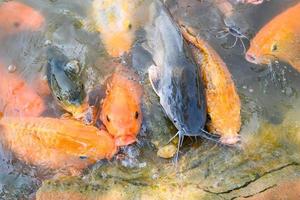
144, 0, 219, 153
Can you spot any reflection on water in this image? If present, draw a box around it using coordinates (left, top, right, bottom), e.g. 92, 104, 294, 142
0, 0, 300, 199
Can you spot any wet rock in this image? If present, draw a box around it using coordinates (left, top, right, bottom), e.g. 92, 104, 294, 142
157, 144, 177, 159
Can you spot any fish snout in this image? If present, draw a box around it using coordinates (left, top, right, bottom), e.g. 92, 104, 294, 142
245, 52, 258, 64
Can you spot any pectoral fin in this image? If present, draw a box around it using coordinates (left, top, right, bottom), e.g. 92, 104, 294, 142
148, 64, 161, 96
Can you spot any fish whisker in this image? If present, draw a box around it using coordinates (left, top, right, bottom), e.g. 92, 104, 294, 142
240, 38, 247, 54
216, 31, 230, 39
227, 36, 238, 49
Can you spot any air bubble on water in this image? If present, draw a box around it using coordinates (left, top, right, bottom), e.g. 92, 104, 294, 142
249, 88, 253, 93
42, 75, 48, 81
44, 40, 52, 46
7, 64, 16, 73
242, 85, 247, 89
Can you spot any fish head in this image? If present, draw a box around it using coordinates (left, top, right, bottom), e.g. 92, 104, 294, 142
0, 2, 44, 35
246, 21, 294, 65
47, 47, 87, 117
101, 31, 133, 57
101, 73, 143, 146
92, 0, 136, 57
51, 78, 87, 117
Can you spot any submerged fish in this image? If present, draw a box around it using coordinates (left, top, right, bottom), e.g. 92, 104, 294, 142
246, 3, 300, 72
0, 1, 44, 37
90, 0, 150, 57
0, 63, 45, 117
144, 0, 211, 152
181, 25, 241, 144
0, 116, 117, 174
236, 0, 264, 4
46, 47, 88, 119
100, 66, 143, 146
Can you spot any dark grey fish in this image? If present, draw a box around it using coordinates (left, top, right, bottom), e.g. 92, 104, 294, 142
144, 0, 218, 157
46, 47, 86, 116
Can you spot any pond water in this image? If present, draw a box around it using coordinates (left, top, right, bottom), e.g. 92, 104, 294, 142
0, 0, 300, 199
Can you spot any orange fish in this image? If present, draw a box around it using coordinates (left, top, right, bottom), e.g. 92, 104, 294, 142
100, 66, 143, 146
0, 116, 117, 174
91, 0, 149, 57
0, 1, 44, 37
246, 3, 300, 72
0, 63, 45, 117
181, 25, 241, 144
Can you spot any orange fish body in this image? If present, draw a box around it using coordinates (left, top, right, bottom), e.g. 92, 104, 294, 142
0, 1, 44, 37
0, 64, 45, 117
100, 67, 143, 146
91, 0, 149, 57
246, 3, 300, 72
181, 26, 241, 144
0, 117, 117, 173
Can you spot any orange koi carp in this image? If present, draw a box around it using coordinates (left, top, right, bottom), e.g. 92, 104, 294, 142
246, 3, 300, 72
181, 25, 241, 144
0, 64, 45, 117
91, 0, 149, 57
100, 66, 143, 146
0, 117, 117, 173
0, 1, 44, 37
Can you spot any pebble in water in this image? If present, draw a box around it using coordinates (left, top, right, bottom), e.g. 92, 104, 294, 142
157, 144, 177, 159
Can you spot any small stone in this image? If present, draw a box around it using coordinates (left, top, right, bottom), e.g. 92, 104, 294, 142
7, 64, 16, 73
157, 144, 177, 159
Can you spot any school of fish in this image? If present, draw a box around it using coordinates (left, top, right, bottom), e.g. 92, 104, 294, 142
0, 0, 299, 188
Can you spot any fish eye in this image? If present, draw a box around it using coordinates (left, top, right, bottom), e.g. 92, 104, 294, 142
128, 23, 132, 30
271, 43, 278, 52
79, 155, 88, 160
135, 111, 139, 119
13, 22, 20, 28
106, 115, 110, 122
56, 96, 61, 101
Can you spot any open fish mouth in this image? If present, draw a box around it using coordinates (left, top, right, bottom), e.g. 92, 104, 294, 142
245, 53, 277, 65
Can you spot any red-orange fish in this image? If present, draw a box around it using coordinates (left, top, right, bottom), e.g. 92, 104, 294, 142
90, 0, 150, 57
0, 63, 45, 117
181, 25, 241, 144
100, 66, 143, 146
246, 3, 300, 72
0, 1, 44, 37
0, 117, 117, 174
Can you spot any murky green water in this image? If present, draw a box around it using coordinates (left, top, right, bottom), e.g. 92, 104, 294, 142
0, 0, 300, 199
